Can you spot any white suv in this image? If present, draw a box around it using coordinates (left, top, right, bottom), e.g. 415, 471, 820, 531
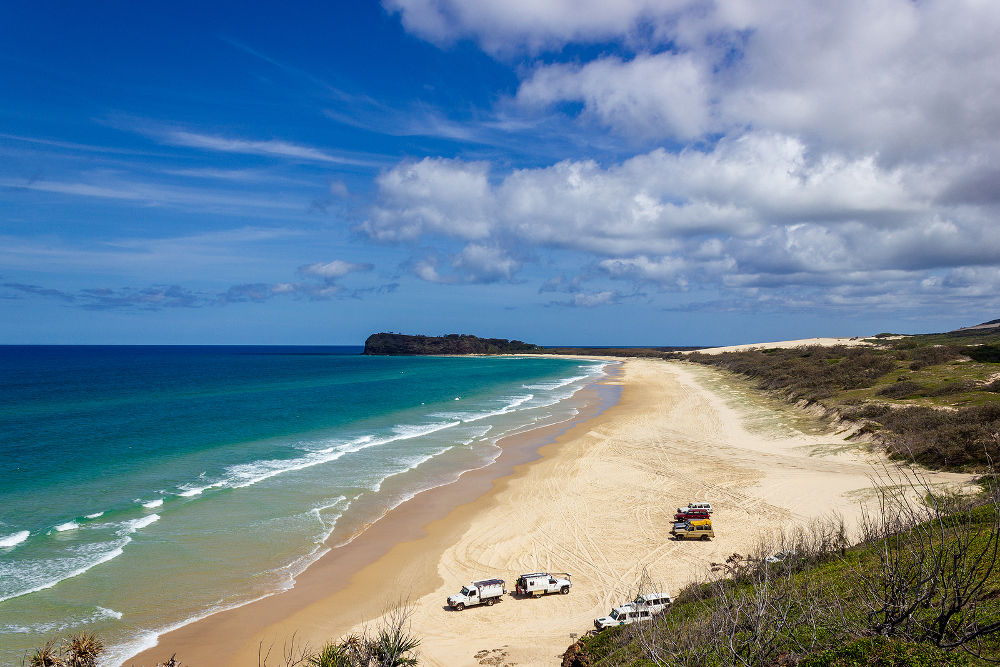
594, 604, 651, 629
633, 592, 672, 612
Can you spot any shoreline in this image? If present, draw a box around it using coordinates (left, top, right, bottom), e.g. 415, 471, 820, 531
127, 357, 972, 666
124, 360, 624, 666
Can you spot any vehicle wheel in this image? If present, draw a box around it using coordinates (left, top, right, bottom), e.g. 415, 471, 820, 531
455, 603, 465, 611
701, 535, 710, 541
561, 586, 570, 595
486, 598, 495, 606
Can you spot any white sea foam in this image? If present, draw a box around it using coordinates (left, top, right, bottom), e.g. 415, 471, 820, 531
85, 512, 105, 519
433, 393, 536, 423
0, 514, 161, 603
53, 521, 79, 532
119, 514, 160, 535
524, 374, 588, 391
0, 530, 29, 548
224, 421, 461, 490
0, 545, 125, 603
1, 605, 122, 635
141, 498, 163, 509
177, 482, 222, 497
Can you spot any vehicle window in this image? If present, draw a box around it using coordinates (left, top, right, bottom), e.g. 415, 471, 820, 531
640, 611, 650, 618
461, 587, 470, 595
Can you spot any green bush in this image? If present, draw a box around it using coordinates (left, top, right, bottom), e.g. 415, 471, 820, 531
967, 345, 1000, 363
877, 381, 925, 399
798, 637, 968, 666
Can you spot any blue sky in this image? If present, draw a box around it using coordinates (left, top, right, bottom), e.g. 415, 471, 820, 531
2, 1, 999, 345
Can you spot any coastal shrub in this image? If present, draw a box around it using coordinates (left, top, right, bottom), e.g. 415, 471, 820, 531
985, 379, 1000, 393
877, 381, 925, 399
860, 404, 1000, 469
24, 633, 105, 667
967, 345, 1000, 363
798, 637, 968, 666
897, 345, 966, 370
688, 346, 896, 403
26, 640, 61, 667
63, 633, 103, 667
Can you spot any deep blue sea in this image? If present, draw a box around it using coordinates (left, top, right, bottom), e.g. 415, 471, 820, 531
0, 346, 609, 665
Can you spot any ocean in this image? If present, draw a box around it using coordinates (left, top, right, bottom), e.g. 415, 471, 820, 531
0, 346, 610, 666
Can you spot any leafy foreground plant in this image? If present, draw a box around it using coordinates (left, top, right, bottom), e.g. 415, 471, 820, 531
24, 633, 106, 667
259, 603, 421, 667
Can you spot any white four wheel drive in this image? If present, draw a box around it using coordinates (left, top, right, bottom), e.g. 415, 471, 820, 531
633, 592, 672, 612
447, 578, 506, 610
594, 592, 672, 629
514, 572, 572, 596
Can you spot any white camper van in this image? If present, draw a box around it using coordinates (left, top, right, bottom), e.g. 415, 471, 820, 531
514, 572, 571, 596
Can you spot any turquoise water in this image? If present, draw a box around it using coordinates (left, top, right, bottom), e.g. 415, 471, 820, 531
0, 346, 609, 665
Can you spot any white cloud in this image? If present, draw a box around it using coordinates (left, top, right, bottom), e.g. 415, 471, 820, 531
517, 53, 710, 140
300, 260, 373, 280
374, 0, 1000, 313
395, 0, 1000, 163
161, 130, 376, 166
361, 158, 496, 241
383, 0, 678, 53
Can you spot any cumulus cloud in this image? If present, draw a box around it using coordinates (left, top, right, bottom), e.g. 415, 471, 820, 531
361, 130, 1000, 308
360, 158, 495, 241
517, 53, 710, 140
373, 0, 1000, 312
383, 0, 675, 54
407, 243, 520, 284
393, 0, 1000, 163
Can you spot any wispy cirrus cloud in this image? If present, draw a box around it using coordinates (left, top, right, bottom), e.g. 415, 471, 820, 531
159, 129, 381, 167
2, 256, 387, 311
1, 176, 308, 214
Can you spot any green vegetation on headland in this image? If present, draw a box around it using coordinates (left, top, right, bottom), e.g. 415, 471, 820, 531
682, 321, 1000, 471
566, 473, 1000, 666
362, 332, 541, 355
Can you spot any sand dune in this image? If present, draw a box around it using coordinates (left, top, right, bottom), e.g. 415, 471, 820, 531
687, 336, 874, 355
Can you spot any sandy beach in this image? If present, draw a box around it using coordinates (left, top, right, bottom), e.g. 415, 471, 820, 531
128, 357, 969, 667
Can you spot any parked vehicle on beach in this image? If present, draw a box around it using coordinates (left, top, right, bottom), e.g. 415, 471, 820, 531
674, 508, 711, 521
594, 603, 652, 629
514, 572, 572, 596
632, 592, 672, 612
687, 501, 713, 514
673, 522, 715, 540
447, 579, 506, 610
594, 590, 673, 629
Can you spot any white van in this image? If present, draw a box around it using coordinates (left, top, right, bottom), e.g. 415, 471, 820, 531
687, 501, 713, 513
594, 604, 652, 630
633, 592, 672, 612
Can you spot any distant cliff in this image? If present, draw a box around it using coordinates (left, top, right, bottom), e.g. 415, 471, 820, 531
363, 333, 542, 355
